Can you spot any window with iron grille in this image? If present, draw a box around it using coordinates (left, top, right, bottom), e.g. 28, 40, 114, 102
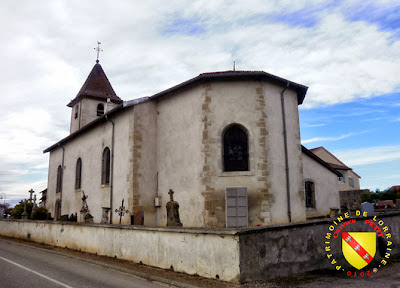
223, 124, 249, 172
305, 181, 315, 208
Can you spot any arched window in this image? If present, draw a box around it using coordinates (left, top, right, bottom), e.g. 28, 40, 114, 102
305, 181, 315, 208
102, 147, 111, 185
74, 105, 79, 119
97, 103, 104, 116
56, 165, 62, 193
75, 158, 82, 189
223, 124, 249, 172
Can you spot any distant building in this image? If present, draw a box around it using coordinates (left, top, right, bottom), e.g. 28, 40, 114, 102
309, 147, 364, 210
309, 147, 361, 191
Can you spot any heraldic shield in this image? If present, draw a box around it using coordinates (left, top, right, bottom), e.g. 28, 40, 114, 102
342, 232, 376, 270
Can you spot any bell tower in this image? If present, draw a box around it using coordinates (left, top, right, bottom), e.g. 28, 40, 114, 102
67, 44, 122, 134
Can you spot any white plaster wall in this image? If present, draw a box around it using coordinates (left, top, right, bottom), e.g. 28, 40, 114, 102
0, 221, 240, 283
302, 153, 340, 217
265, 86, 305, 224
206, 81, 267, 227
70, 98, 119, 134
131, 101, 158, 225
154, 80, 305, 227
46, 149, 63, 217
47, 109, 134, 224
156, 86, 205, 227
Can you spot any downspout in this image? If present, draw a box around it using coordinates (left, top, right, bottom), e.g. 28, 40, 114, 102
280, 82, 291, 223
105, 115, 115, 224
58, 143, 65, 220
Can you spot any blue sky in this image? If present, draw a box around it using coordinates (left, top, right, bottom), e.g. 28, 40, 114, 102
0, 0, 399, 206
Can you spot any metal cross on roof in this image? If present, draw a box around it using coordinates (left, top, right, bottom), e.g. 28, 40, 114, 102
115, 199, 129, 224
94, 41, 103, 63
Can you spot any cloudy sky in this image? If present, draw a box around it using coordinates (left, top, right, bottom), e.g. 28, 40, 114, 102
1, 0, 399, 206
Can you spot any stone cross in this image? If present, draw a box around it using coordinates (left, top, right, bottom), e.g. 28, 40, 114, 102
80, 190, 92, 222
168, 189, 174, 201
28, 189, 34, 202
21, 199, 28, 219
166, 189, 182, 227
115, 199, 129, 224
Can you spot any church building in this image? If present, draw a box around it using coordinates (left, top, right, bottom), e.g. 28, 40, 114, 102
44, 60, 341, 227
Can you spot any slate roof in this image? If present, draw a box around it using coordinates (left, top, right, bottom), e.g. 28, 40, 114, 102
67, 63, 122, 107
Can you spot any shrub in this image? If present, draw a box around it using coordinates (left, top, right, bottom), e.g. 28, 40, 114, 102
31, 207, 48, 220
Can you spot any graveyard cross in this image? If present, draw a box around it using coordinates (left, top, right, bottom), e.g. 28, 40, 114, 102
115, 199, 129, 224
168, 189, 174, 201
21, 199, 28, 219
28, 189, 34, 202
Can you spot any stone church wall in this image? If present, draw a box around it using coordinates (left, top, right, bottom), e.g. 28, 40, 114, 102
264, 85, 305, 224
153, 80, 306, 228
156, 85, 205, 227
302, 152, 340, 218
47, 108, 135, 224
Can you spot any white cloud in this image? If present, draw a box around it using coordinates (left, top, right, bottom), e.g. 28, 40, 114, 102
333, 145, 400, 166
302, 133, 355, 144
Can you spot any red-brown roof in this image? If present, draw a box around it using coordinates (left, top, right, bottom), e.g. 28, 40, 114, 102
302, 146, 343, 177
309, 146, 361, 178
67, 63, 122, 107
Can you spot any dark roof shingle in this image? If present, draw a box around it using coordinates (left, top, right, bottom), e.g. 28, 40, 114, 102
67, 63, 122, 107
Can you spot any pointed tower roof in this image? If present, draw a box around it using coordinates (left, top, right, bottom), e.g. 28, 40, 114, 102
67, 63, 122, 107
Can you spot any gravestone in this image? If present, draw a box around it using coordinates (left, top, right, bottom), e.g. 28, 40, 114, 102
101, 207, 111, 224
361, 202, 374, 216
330, 207, 339, 218
166, 189, 182, 227
226, 186, 248, 228
133, 210, 144, 225
84, 213, 94, 223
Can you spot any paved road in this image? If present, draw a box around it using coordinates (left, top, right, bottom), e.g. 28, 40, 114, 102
0, 238, 174, 288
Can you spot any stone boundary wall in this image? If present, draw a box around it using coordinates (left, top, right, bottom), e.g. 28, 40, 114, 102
1, 212, 399, 283
0, 221, 240, 282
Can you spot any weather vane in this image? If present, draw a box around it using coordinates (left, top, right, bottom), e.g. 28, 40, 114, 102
94, 41, 103, 63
